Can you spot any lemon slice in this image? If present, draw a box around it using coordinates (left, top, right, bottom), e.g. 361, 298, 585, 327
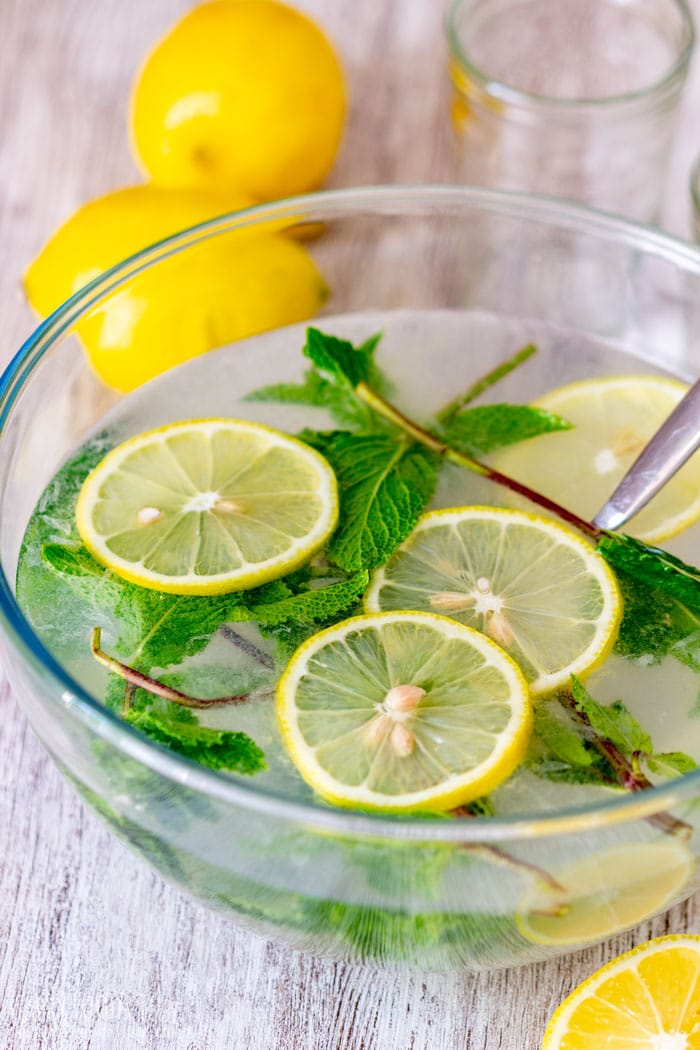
542, 934, 700, 1048
518, 840, 694, 948
76, 418, 338, 595
277, 610, 532, 812
490, 375, 700, 543
365, 506, 621, 696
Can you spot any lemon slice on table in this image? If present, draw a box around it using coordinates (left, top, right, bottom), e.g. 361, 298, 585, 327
277, 610, 532, 813
365, 506, 621, 697
542, 934, 700, 1049
76, 419, 338, 595
517, 840, 694, 948
490, 374, 700, 544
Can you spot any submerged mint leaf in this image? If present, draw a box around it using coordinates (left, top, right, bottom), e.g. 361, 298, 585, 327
112, 588, 247, 669
42, 542, 105, 578
316, 432, 437, 571
646, 751, 698, 777
598, 533, 700, 615
613, 571, 700, 663
672, 632, 700, 674
530, 701, 594, 769
124, 708, 266, 775
230, 571, 369, 627
570, 675, 653, 755
440, 404, 571, 457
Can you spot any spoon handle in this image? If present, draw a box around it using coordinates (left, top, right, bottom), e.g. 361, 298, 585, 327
593, 375, 700, 532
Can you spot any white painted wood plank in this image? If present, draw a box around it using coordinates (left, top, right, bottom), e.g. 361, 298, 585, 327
1, 1, 699, 1047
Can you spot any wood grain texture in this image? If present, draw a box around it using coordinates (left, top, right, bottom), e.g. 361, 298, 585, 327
1, 2, 700, 1047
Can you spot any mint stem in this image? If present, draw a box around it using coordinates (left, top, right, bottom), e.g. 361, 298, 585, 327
435, 343, 537, 425
219, 624, 275, 670
451, 807, 566, 894
90, 627, 254, 709
556, 689, 691, 839
356, 381, 601, 541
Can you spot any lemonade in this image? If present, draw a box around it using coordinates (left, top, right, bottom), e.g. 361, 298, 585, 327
14, 309, 700, 965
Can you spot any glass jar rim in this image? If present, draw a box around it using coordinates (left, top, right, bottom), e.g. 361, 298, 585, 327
4, 183, 700, 845
446, 0, 696, 112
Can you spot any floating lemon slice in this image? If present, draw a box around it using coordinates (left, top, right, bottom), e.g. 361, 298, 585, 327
76, 418, 338, 595
542, 934, 700, 1048
490, 375, 700, 543
365, 506, 621, 696
277, 610, 532, 813
518, 840, 694, 948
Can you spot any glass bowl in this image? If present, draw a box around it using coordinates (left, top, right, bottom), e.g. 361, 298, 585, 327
2, 186, 700, 972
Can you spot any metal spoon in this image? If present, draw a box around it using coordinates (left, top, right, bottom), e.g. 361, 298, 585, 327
593, 374, 700, 532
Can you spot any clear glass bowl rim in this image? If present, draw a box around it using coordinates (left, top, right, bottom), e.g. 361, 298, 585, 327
445, 0, 696, 111
4, 183, 700, 845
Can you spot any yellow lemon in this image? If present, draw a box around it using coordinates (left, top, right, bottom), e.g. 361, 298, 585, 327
77, 418, 339, 595
517, 840, 694, 948
277, 610, 532, 813
130, 1, 346, 201
365, 506, 622, 697
542, 934, 700, 1048
24, 184, 327, 392
490, 375, 700, 544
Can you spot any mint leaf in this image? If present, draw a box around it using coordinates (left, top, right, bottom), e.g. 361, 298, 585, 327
42, 542, 106, 578
598, 533, 700, 615
112, 588, 245, 669
646, 751, 698, 777
673, 632, 700, 673
248, 329, 388, 433
315, 432, 437, 571
440, 404, 571, 456
570, 675, 653, 755
303, 327, 380, 388
124, 708, 266, 775
614, 571, 700, 663
531, 701, 594, 769
230, 572, 369, 627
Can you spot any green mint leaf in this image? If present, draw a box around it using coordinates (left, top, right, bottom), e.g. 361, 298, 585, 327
124, 708, 266, 775
303, 327, 380, 388
531, 701, 594, 769
646, 751, 698, 777
230, 571, 369, 627
42, 542, 106, 578
248, 330, 389, 432
318, 432, 437, 571
672, 631, 700, 673
113, 588, 246, 669
570, 675, 653, 755
598, 533, 700, 615
465, 796, 496, 818
613, 571, 700, 663
440, 404, 571, 457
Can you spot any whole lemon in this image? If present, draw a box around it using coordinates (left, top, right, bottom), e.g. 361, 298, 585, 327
24, 185, 327, 392
129, 1, 346, 202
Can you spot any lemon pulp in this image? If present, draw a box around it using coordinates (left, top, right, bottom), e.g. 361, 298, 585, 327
542, 934, 700, 1048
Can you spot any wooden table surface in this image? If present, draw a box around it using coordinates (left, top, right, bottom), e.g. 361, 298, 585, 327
1, 2, 700, 1047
